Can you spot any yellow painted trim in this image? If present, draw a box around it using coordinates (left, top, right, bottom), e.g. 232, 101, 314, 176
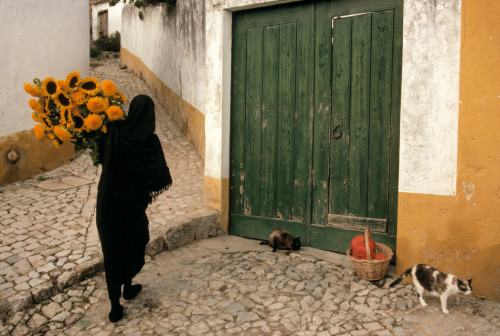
0, 129, 74, 186
396, 0, 500, 301
121, 46, 206, 161
204, 176, 229, 232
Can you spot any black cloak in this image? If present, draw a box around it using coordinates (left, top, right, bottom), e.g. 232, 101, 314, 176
96, 94, 172, 300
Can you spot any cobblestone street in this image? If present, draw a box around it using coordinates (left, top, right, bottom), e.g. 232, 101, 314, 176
3, 236, 500, 336
1, 58, 500, 335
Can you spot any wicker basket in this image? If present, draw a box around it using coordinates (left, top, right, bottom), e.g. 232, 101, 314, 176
347, 228, 393, 281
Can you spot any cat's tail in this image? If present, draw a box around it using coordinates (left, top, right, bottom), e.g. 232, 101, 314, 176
259, 241, 269, 245
388, 266, 414, 288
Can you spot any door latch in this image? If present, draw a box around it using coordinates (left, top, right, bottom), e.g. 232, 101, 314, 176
332, 125, 342, 139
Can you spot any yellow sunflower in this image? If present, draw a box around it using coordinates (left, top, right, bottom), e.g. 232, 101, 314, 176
53, 90, 72, 108
28, 99, 44, 112
84, 114, 103, 131
113, 90, 127, 103
53, 126, 72, 142
86, 97, 109, 113
79, 77, 100, 96
44, 98, 57, 115
24, 83, 43, 97
60, 106, 73, 126
70, 90, 87, 105
41, 77, 59, 96
33, 124, 45, 140
58, 80, 70, 92
66, 71, 80, 89
40, 113, 52, 129
47, 133, 62, 148
101, 80, 117, 96
105, 106, 124, 121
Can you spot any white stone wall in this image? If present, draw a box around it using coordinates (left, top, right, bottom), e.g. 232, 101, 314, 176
92, 1, 124, 40
121, 2, 206, 113
399, 0, 462, 195
0, 0, 89, 137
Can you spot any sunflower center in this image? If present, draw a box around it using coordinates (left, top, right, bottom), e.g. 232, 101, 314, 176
73, 115, 84, 129
69, 77, 79, 88
81, 81, 97, 91
58, 93, 70, 106
47, 82, 57, 95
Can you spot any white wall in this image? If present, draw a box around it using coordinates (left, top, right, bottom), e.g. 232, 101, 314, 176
0, 0, 89, 137
92, 1, 124, 40
121, 2, 205, 113
399, 0, 462, 195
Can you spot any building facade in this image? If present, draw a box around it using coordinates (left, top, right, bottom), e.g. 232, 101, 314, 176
0, 0, 89, 185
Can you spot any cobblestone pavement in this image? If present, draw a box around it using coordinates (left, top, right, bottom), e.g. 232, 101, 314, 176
2, 236, 500, 336
0, 56, 218, 320
2, 57, 500, 336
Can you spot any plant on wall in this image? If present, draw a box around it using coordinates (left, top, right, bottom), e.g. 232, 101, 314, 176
109, 0, 176, 20
109, 0, 176, 9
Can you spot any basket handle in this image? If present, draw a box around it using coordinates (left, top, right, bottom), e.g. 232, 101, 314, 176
365, 228, 372, 261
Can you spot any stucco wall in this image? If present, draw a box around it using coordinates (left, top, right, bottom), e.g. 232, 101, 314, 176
397, 0, 500, 301
0, 0, 89, 137
121, 2, 206, 158
399, 0, 461, 196
121, 2, 205, 114
92, 1, 124, 40
0, 0, 89, 185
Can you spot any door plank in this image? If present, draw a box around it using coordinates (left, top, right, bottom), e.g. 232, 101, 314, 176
260, 25, 280, 218
244, 27, 264, 216
328, 214, 386, 232
230, 15, 248, 215
367, 10, 394, 221
229, 214, 308, 243
293, 9, 314, 223
330, 16, 352, 217
310, 224, 395, 255
276, 23, 297, 221
348, 14, 371, 218
312, 1, 333, 225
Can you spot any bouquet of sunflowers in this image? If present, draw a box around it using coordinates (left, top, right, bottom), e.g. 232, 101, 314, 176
24, 71, 127, 165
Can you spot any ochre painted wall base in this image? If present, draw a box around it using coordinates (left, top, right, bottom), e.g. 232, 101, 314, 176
396, 0, 500, 302
121, 46, 206, 161
204, 176, 229, 232
0, 130, 74, 186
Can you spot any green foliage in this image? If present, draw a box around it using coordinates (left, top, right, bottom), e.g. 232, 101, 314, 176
95, 32, 121, 52
109, 0, 176, 7
90, 46, 102, 58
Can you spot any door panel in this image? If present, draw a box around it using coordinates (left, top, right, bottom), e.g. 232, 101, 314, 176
230, 0, 403, 254
230, 4, 314, 239
328, 10, 394, 231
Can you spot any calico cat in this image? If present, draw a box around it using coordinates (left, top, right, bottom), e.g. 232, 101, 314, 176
260, 228, 301, 252
389, 264, 472, 314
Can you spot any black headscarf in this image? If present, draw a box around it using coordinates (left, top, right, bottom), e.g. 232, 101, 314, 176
96, 94, 172, 301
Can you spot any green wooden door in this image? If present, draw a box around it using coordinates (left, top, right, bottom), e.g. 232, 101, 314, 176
230, 0, 403, 254
230, 3, 315, 240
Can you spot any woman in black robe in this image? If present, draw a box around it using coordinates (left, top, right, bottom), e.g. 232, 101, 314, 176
96, 94, 172, 323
